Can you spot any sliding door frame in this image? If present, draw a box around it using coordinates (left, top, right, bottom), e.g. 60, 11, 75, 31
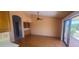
62, 19, 72, 47
61, 11, 79, 47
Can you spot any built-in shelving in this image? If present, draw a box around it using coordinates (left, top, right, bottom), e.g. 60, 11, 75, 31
23, 22, 31, 35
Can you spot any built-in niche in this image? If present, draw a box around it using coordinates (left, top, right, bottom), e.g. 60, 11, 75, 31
23, 22, 31, 35
23, 22, 30, 28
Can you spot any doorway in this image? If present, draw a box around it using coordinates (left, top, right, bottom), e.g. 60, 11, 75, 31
12, 15, 22, 40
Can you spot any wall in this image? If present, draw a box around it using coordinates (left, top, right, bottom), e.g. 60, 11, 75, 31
30, 15, 62, 37
9, 11, 63, 41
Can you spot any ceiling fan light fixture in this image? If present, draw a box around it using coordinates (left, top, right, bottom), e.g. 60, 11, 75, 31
37, 11, 42, 20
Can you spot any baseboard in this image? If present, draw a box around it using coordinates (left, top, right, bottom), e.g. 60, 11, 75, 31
30, 34, 61, 39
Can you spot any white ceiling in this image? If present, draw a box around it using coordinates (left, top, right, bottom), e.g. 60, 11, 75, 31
25, 11, 58, 16
25, 11, 73, 19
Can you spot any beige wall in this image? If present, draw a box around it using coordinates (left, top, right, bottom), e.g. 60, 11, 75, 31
9, 11, 62, 41
10, 11, 31, 22
30, 15, 62, 37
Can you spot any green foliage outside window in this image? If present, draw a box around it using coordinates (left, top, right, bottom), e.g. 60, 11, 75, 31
71, 24, 79, 35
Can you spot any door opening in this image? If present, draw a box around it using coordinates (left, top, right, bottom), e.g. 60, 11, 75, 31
12, 15, 22, 40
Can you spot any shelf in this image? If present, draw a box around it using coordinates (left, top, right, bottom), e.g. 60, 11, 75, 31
24, 28, 30, 31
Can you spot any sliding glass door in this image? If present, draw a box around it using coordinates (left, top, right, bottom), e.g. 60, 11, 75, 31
69, 17, 79, 47
63, 16, 79, 47
63, 19, 71, 46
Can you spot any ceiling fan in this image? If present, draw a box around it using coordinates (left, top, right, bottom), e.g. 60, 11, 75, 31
37, 11, 42, 20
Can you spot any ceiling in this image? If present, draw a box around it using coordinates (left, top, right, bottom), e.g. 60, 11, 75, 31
25, 11, 73, 19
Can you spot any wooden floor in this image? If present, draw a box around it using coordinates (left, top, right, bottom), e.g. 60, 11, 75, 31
15, 35, 65, 47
